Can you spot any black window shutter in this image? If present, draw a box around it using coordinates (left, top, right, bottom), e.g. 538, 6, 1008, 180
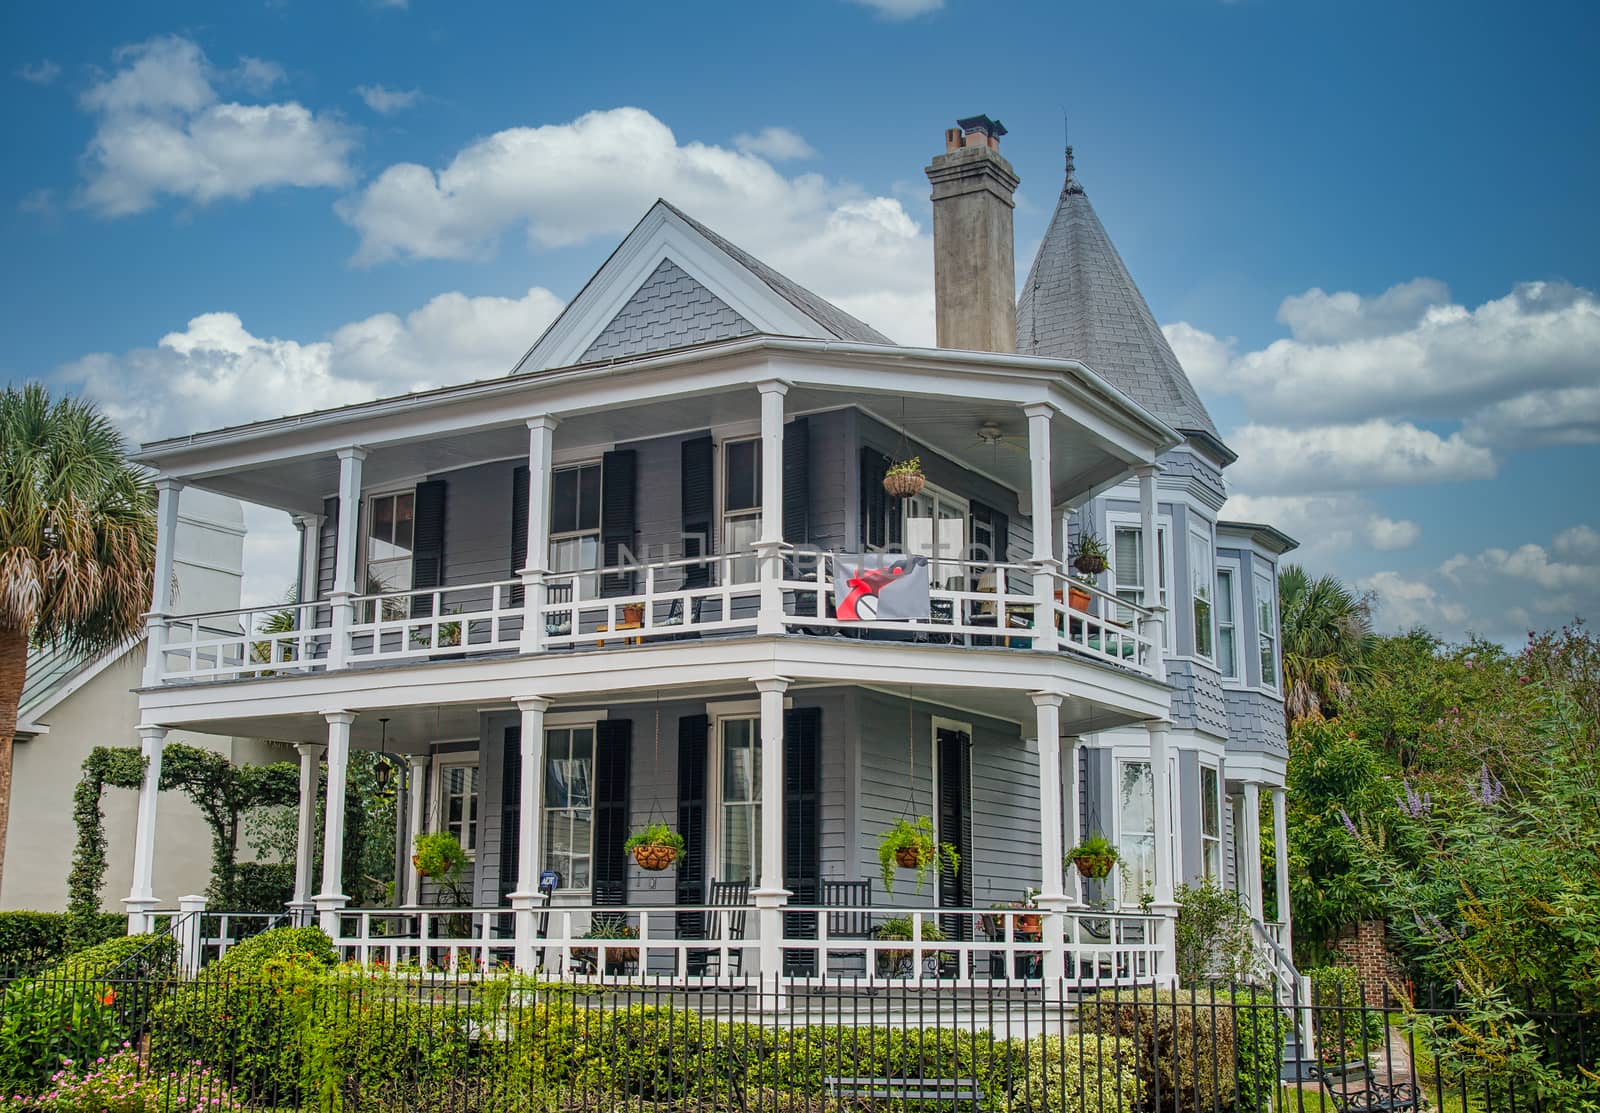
410, 479, 447, 617
510, 465, 530, 606
783, 707, 821, 975
592, 720, 632, 906
681, 435, 714, 588
937, 729, 974, 945
317, 496, 340, 599
858, 447, 893, 550
676, 713, 710, 951
499, 726, 522, 904
782, 416, 810, 546
600, 449, 637, 597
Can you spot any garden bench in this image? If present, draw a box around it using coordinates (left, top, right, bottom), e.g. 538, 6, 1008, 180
1316, 1060, 1419, 1113
826, 1076, 986, 1108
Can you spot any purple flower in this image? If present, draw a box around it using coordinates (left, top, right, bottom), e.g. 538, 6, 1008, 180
1339, 808, 1358, 836
1397, 779, 1432, 819
1470, 764, 1505, 806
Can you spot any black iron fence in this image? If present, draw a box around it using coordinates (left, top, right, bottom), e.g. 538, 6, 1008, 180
0, 964, 1593, 1111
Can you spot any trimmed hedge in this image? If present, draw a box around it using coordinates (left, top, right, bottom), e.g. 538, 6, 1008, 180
0, 911, 124, 972
1310, 964, 1385, 1065
1079, 989, 1238, 1112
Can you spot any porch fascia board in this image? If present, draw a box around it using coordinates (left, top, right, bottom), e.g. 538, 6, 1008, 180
136, 635, 1171, 735
134, 338, 1178, 485
1219, 748, 1288, 788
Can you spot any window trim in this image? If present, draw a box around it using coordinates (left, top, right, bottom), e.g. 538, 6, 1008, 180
1105, 511, 1174, 652
707, 711, 762, 886
362, 486, 418, 598
1216, 559, 1244, 684
429, 751, 482, 859
1188, 525, 1217, 665
1199, 763, 1223, 884
1255, 565, 1281, 693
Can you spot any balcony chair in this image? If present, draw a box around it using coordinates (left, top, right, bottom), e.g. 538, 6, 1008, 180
821, 879, 873, 978
688, 879, 749, 978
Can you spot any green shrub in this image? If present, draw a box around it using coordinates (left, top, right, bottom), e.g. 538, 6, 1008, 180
231, 862, 295, 913
0, 912, 124, 972
1223, 989, 1289, 1113
206, 923, 337, 974
1079, 989, 1238, 1112
1174, 881, 1260, 985
1309, 965, 1384, 1065
7, 1046, 243, 1111
0, 934, 176, 1093
1001, 1034, 1140, 1112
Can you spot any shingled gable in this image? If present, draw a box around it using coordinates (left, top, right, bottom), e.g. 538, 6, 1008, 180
515, 199, 892, 372
1015, 147, 1221, 441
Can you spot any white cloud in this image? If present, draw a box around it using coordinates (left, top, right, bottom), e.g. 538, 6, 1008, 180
235, 56, 285, 94
1169, 280, 1600, 428
1162, 321, 1235, 394
1222, 493, 1420, 566
17, 60, 62, 85
1358, 571, 1468, 633
56, 285, 563, 443
1227, 419, 1496, 494
732, 126, 816, 161
850, 0, 944, 16
78, 35, 355, 216
338, 106, 932, 341
1461, 384, 1600, 448
356, 83, 421, 114
1553, 525, 1600, 563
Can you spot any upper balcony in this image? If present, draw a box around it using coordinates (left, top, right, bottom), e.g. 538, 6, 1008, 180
135, 331, 1182, 715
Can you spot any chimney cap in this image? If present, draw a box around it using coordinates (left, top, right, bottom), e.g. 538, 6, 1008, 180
956, 114, 1007, 139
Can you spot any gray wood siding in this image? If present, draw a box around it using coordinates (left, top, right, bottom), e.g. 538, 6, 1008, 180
806, 409, 852, 554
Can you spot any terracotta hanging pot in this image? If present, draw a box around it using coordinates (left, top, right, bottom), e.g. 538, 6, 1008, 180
883, 471, 925, 499
632, 844, 679, 871
1073, 853, 1116, 880
894, 846, 924, 869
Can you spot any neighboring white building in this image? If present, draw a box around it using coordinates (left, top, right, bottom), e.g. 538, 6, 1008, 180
118, 117, 1297, 995
2, 489, 283, 913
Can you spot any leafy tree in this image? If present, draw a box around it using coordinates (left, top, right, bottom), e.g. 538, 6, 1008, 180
0, 384, 156, 888
1277, 564, 1375, 726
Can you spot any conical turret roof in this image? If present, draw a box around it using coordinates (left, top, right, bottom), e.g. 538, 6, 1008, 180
1016, 147, 1218, 438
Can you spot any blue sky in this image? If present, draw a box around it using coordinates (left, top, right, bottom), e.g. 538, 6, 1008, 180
3, 0, 1597, 643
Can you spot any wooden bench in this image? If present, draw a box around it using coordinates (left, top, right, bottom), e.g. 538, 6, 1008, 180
826, 1076, 986, 1108
1316, 1061, 1419, 1113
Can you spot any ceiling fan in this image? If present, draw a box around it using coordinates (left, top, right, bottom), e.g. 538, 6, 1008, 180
974, 420, 1029, 457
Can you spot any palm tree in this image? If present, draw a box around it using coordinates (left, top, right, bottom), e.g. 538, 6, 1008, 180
1278, 564, 1375, 726
0, 385, 156, 887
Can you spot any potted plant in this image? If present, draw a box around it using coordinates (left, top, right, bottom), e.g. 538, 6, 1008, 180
1070, 531, 1110, 576
982, 888, 1041, 938
882, 457, 926, 499
874, 914, 947, 977
573, 913, 640, 972
878, 815, 960, 895
1066, 579, 1093, 614
621, 602, 646, 626
1068, 833, 1120, 880
624, 823, 686, 871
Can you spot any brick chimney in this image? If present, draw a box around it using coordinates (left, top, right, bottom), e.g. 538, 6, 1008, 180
925, 115, 1019, 353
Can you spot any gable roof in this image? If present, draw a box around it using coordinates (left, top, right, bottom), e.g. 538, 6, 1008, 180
16, 637, 140, 736
1015, 148, 1220, 439
516, 199, 891, 372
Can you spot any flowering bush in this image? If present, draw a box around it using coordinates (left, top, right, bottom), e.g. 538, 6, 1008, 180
8, 1046, 242, 1112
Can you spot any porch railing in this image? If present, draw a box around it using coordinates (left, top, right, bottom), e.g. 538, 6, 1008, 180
150, 550, 1157, 682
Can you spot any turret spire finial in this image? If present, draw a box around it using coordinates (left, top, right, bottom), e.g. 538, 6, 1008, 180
1064, 143, 1084, 195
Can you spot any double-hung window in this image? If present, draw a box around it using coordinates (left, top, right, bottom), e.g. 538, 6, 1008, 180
550, 463, 602, 601
1112, 523, 1168, 629
1117, 760, 1156, 905
366, 492, 415, 619
543, 726, 595, 890
1256, 569, 1279, 690
903, 485, 968, 590
1189, 529, 1216, 662
721, 439, 761, 585
1200, 765, 1222, 882
434, 757, 480, 854
717, 717, 761, 884
1216, 566, 1240, 680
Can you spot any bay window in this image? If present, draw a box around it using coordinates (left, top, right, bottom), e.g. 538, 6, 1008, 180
1216, 566, 1240, 680
1189, 529, 1215, 662
1256, 569, 1279, 690
1111, 522, 1169, 631
1200, 765, 1222, 882
1117, 760, 1155, 905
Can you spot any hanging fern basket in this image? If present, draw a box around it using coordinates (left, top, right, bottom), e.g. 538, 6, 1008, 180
632, 844, 679, 871
883, 461, 925, 500
894, 846, 923, 869
1072, 852, 1117, 880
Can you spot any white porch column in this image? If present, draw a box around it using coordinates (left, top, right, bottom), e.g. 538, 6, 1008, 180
1063, 736, 1083, 908
315, 711, 356, 936
509, 696, 551, 973
1242, 782, 1265, 919
329, 448, 366, 669
1030, 693, 1068, 999
752, 676, 791, 999
1145, 720, 1177, 981
1024, 403, 1059, 653
1271, 786, 1292, 955
288, 742, 325, 926
293, 513, 323, 605
1135, 464, 1166, 682
756, 381, 788, 636
142, 479, 183, 686
518, 416, 559, 654
123, 725, 168, 933
405, 755, 428, 906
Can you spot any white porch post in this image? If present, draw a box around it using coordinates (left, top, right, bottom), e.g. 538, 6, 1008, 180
329, 448, 366, 669
1024, 403, 1059, 653
1271, 786, 1292, 955
1031, 692, 1068, 999
405, 755, 428, 906
288, 742, 325, 926
509, 697, 551, 973
316, 711, 356, 936
142, 479, 183, 686
294, 513, 323, 605
1145, 720, 1178, 982
1243, 781, 1265, 919
756, 381, 788, 636
1135, 464, 1166, 682
123, 725, 168, 933
752, 676, 791, 1001
1063, 735, 1083, 908
518, 416, 559, 654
